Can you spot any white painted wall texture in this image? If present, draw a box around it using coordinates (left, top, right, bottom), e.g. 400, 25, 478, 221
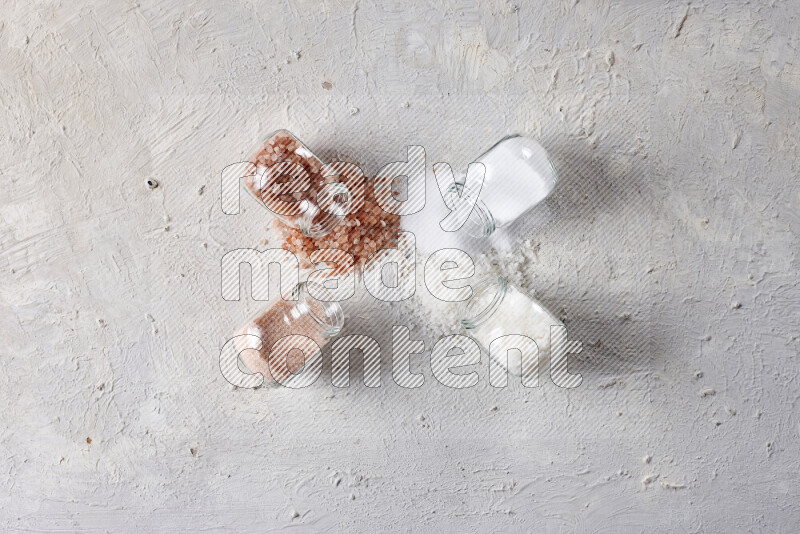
1, 0, 799, 531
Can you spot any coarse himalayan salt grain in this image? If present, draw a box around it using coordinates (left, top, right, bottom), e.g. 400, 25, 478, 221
246, 131, 401, 272
246, 131, 326, 212
274, 179, 401, 272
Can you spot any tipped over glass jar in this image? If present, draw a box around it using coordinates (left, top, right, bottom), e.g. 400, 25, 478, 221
456, 135, 558, 237
457, 275, 563, 376
233, 281, 345, 386
246, 130, 352, 238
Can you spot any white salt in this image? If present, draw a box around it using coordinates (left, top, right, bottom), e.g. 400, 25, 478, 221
467, 282, 563, 376
474, 136, 557, 227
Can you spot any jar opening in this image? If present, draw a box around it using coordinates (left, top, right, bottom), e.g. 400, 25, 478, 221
290, 281, 344, 336
459, 275, 508, 329
300, 182, 352, 238
464, 199, 495, 237
447, 183, 496, 238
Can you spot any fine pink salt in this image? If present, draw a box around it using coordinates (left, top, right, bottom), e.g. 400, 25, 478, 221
233, 301, 327, 384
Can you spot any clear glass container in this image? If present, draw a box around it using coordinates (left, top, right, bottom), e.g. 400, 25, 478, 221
458, 275, 563, 376
246, 129, 351, 238
456, 135, 558, 237
233, 281, 344, 386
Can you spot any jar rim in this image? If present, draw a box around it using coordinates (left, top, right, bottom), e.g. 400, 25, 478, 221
458, 275, 508, 329
446, 183, 496, 237
291, 281, 344, 336
300, 182, 352, 238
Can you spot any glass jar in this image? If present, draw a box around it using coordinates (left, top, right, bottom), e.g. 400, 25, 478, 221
233, 281, 344, 386
455, 135, 558, 237
458, 275, 563, 376
246, 129, 351, 238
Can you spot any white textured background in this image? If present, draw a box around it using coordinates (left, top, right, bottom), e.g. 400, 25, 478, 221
1, 0, 799, 531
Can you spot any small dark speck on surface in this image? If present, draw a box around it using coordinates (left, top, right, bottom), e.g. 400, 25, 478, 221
322, 81, 333, 90
198, 185, 205, 195
86, 437, 92, 444
190, 448, 198, 456
147, 179, 159, 189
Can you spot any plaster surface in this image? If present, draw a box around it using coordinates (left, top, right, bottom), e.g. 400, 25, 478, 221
1, 1, 799, 531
